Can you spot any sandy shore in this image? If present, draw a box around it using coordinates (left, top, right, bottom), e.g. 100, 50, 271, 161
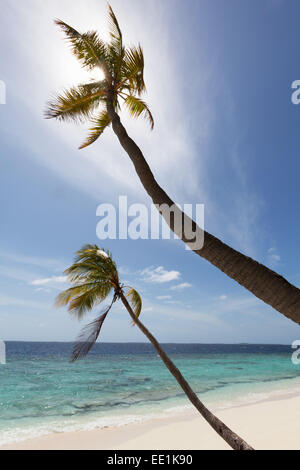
1, 393, 300, 450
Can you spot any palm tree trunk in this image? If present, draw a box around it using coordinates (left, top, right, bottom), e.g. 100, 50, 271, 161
119, 292, 254, 450
107, 98, 300, 325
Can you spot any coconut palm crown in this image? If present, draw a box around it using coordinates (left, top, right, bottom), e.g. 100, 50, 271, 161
45, 5, 153, 149
56, 244, 142, 361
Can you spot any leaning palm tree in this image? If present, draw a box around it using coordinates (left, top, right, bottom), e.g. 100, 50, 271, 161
56, 244, 253, 450
46, 5, 300, 324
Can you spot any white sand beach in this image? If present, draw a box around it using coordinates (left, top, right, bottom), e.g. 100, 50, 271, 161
1, 393, 300, 450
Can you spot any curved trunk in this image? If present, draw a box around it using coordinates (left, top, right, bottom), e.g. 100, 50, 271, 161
107, 98, 300, 324
120, 292, 253, 450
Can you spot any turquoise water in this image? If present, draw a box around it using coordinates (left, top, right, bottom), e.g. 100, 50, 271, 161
0, 342, 300, 445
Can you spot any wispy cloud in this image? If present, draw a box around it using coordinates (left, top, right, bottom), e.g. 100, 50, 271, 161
141, 266, 180, 283
156, 295, 172, 300
143, 306, 154, 312
219, 294, 228, 301
30, 276, 68, 288
0, 251, 65, 272
0, 265, 35, 283
0, 250, 67, 295
0, 293, 50, 310
170, 282, 192, 291
267, 247, 281, 267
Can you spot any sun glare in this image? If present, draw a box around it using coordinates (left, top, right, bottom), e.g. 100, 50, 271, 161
62, 56, 105, 86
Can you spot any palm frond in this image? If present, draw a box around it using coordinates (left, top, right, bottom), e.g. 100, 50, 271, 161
79, 110, 111, 149
55, 282, 103, 308
105, 6, 124, 84
66, 283, 112, 319
108, 4, 122, 51
78, 80, 107, 94
126, 287, 142, 324
55, 19, 108, 71
123, 95, 154, 129
64, 262, 111, 283
71, 308, 109, 361
45, 83, 107, 122
64, 247, 117, 284
122, 45, 145, 95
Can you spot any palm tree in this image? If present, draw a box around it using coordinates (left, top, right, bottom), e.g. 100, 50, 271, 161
56, 244, 253, 450
45, 5, 300, 325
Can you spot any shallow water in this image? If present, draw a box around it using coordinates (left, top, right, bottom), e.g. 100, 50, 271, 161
0, 342, 299, 445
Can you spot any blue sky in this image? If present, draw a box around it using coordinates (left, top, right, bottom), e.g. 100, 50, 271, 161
1, 0, 300, 343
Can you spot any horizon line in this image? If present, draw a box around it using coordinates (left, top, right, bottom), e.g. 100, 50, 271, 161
3, 340, 293, 346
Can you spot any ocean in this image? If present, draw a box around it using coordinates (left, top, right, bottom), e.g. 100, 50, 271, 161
0, 342, 299, 446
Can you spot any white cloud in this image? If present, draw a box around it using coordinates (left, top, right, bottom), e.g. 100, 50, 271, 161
143, 306, 154, 312
118, 266, 132, 276
141, 266, 180, 283
0, 251, 67, 286
213, 295, 262, 314
156, 295, 172, 300
30, 276, 68, 287
170, 282, 192, 291
219, 294, 228, 300
267, 247, 281, 267
35, 288, 51, 293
